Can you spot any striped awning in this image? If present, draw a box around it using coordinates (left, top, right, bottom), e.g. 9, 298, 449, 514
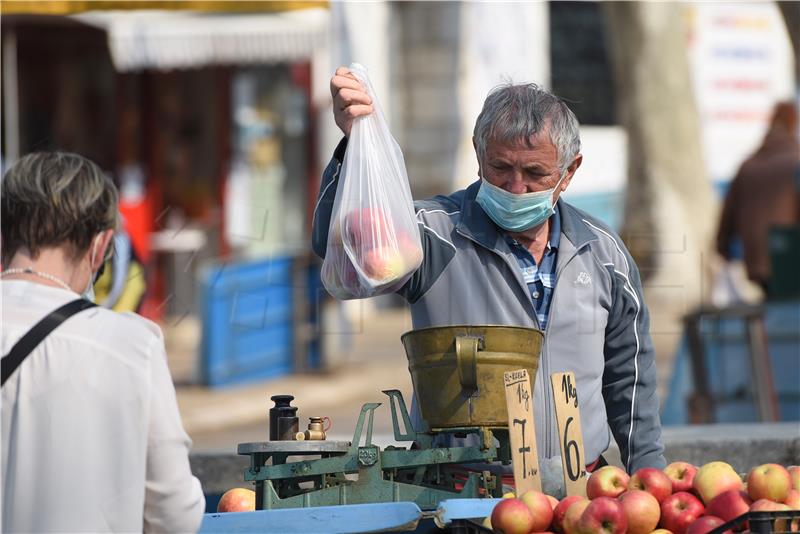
72, 8, 329, 72
1, 1, 326, 15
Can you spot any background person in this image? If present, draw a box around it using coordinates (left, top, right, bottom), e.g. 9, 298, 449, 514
313, 67, 665, 474
1, 152, 205, 533
717, 101, 800, 294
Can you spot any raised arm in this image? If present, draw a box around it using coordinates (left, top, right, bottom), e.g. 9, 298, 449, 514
311, 66, 373, 259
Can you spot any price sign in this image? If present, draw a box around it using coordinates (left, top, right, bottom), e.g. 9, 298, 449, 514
503, 369, 542, 494
550, 372, 587, 496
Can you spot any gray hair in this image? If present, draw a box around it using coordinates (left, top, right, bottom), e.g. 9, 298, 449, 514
473, 83, 581, 172
1, 152, 119, 263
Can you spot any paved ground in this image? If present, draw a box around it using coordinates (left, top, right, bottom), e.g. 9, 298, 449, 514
169, 304, 415, 453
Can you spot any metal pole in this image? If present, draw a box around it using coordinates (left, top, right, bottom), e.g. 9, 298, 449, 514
2, 28, 20, 164
685, 312, 714, 423
745, 315, 780, 422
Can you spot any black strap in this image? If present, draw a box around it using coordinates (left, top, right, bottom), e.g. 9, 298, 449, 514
1, 299, 98, 386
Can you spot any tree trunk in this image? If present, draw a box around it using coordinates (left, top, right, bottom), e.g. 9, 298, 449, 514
603, 3, 718, 361
777, 1, 800, 86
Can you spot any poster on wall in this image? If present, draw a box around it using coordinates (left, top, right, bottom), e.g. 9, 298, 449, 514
687, 2, 795, 185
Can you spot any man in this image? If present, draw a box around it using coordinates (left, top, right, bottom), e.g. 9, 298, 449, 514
313, 67, 665, 473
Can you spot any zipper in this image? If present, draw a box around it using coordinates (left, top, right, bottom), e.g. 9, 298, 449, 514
455, 226, 592, 458
454, 228, 537, 320
456, 226, 549, 455
541, 245, 585, 458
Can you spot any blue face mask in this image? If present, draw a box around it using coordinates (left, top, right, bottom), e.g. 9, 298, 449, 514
476, 172, 566, 232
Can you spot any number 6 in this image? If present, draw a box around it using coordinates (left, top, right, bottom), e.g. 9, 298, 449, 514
564, 416, 581, 481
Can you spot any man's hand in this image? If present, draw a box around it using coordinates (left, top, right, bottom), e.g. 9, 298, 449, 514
330, 66, 374, 137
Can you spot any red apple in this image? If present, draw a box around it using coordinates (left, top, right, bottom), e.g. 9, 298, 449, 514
396, 231, 423, 270
693, 462, 742, 504
706, 489, 752, 525
217, 488, 256, 512
747, 463, 791, 503
520, 490, 555, 532
553, 495, 586, 534
783, 491, 800, 534
629, 467, 674, 503
323, 249, 362, 295
785, 488, 800, 509
664, 462, 698, 494
574, 496, 627, 534
788, 466, 800, 491
686, 516, 731, 534
491, 498, 536, 534
587, 466, 630, 499
618, 489, 661, 534
343, 207, 393, 250
750, 498, 790, 512
361, 246, 406, 281
751, 499, 792, 532
651, 530, 674, 534
562, 499, 590, 534
660, 491, 705, 534
546, 494, 560, 510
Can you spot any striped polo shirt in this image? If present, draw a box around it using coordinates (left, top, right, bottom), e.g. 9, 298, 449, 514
505, 207, 561, 331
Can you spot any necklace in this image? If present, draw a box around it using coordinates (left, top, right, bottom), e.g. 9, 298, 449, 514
1, 267, 74, 292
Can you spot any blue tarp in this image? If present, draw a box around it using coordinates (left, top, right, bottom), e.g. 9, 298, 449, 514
662, 301, 800, 425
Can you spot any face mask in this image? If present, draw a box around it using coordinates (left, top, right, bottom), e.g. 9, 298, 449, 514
476, 172, 566, 232
82, 237, 100, 302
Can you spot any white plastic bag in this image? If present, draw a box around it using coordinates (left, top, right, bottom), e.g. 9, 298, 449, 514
322, 63, 423, 299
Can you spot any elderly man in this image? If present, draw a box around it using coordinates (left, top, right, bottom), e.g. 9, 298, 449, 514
313, 67, 665, 474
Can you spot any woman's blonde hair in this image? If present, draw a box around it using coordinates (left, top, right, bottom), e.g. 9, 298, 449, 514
1, 152, 120, 263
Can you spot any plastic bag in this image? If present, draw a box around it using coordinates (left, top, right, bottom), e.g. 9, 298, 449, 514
322, 63, 423, 299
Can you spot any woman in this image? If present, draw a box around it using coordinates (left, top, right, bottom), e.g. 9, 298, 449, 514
1, 152, 205, 532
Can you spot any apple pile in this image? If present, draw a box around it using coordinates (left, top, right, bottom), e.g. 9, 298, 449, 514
323, 207, 423, 296
483, 462, 800, 534
217, 487, 256, 513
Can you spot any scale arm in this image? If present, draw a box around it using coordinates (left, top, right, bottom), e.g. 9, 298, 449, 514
380, 445, 496, 470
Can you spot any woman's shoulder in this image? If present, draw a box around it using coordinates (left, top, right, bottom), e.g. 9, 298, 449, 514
114, 311, 166, 346
82, 308, 166, 357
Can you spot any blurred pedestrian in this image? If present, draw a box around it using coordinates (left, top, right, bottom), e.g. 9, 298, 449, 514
1, 152, 205, 532
716, 102, 800, 293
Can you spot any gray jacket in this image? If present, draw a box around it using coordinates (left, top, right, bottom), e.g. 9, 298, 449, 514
313, 139, 666, 473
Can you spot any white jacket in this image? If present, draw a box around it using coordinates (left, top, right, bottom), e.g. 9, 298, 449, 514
2, 281, 205, 533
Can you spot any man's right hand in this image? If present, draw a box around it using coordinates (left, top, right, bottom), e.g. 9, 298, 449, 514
330, 66, 374, 137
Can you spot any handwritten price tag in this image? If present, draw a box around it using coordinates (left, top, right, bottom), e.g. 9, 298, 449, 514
550, 372, 587, 496
503, 369, 542, 494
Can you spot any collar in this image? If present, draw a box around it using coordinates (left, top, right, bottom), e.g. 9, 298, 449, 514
548, 206, 561, 251
455, 180, 508, 252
